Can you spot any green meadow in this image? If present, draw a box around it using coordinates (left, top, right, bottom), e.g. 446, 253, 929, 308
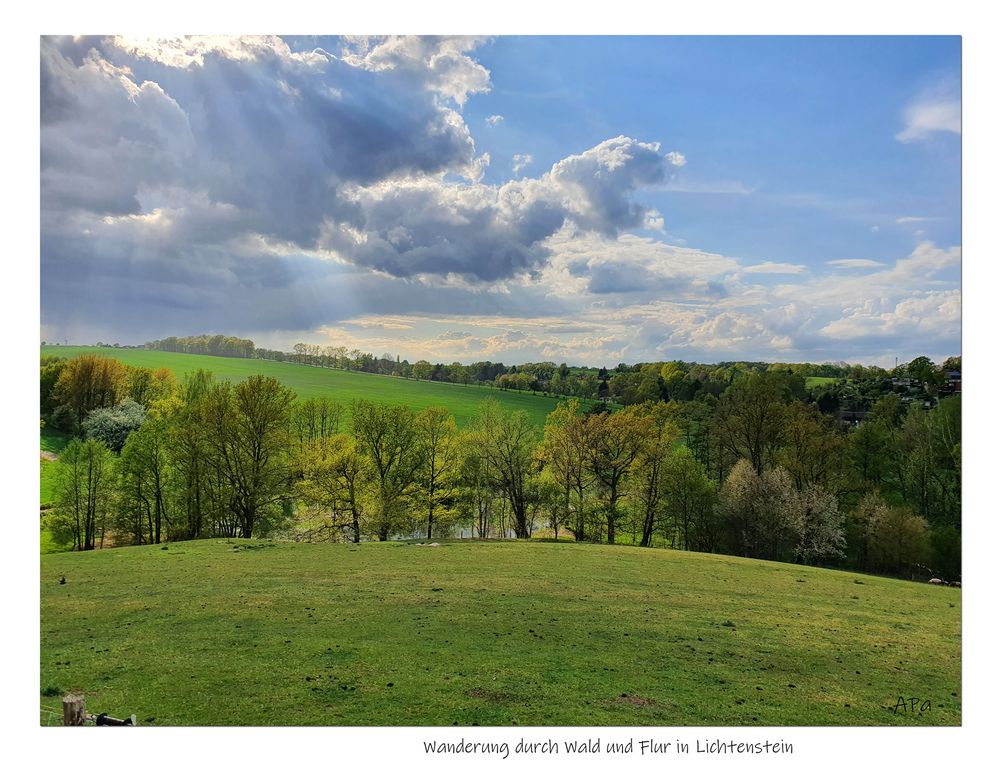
40, 346, 571, 429
805, 376, 838, 390
39, 539, 961, 726
39, 427, 71, 553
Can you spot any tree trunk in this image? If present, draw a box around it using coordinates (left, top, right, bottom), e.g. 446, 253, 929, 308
640, 511, 654, 547
513, 499, 530, 538
154, 491, 162, 545
350, 486, 361, 543
606, 485, 619, 545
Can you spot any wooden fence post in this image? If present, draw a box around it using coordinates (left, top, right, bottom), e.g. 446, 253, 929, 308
62, 693, 86, 726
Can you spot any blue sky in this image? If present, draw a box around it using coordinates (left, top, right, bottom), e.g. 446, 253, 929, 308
466, 36, 961, 267
41, 36, 961, 366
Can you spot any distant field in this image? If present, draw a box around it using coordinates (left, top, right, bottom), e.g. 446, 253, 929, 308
39, 539, 961, 726
40, 427, 71, 455
40, 426, 70, 552
40, 428, 64, 510
39, 346, 573, 429
806, 376, 839, 390
39, 429, 70, 550
40, 459, 56, 504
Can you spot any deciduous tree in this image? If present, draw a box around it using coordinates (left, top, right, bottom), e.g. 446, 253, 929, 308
718, 459, 797, 560
468, 399, 539, 539
584, 408, 648, 544
352, 400, 424, 541
415, 407, 459, 539
201, 376, 295, 538
713, 373, 787, 475
50, 438, 116, 550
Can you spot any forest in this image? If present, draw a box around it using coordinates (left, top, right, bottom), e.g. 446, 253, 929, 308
39, 351, 961, 581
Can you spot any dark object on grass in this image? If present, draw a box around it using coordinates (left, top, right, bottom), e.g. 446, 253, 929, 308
95, 712, 134, 726
59, 576, 66, 585
41, 685, 61, 697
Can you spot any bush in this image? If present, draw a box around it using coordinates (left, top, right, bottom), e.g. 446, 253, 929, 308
867, 505, 931, 577
49, 404, 77, 433
41, 505, 76, 549
82, 399, 147, 453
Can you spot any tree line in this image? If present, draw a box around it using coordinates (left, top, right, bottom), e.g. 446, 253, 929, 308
140, 334, 879, 404
40, 353, 960, 581
145, 334, 256, 358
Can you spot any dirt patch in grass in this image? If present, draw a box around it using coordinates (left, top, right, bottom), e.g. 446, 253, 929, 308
616, 693, 657, 707
41, 450, 57, 461
467, 687, 520, 704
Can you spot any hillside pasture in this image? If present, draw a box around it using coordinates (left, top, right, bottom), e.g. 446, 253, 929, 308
39, 346, 572, 429
40, 539, 961, 726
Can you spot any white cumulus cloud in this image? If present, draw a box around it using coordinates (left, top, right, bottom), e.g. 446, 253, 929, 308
896, 79, 961, 143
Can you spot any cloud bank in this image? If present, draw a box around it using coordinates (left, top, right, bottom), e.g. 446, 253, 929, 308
40, 36, 961, 366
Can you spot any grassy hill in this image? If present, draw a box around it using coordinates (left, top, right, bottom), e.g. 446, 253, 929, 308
39, 539, 960, 726
40, 346, 572, 429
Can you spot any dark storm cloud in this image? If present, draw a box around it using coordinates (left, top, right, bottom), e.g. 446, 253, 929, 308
40, 36, 682, 341
41, 36, 481, 241
327, 137, 679, 281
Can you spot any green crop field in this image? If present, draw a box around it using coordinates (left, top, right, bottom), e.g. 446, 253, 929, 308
806, 376, 839, 390
39, 539, 961, 726
40, 346, 573, 429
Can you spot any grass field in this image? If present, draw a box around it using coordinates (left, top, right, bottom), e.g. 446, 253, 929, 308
40, 346, 574, 430
806, 376, 839, 390
40, 428, 73, 552
39, 539, 961, 726
40, 460, 57, 504
40, 427, 72, 454
40, 458, 72, 553
40, 427, 69, 504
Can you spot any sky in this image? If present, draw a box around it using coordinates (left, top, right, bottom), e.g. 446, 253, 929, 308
40, 35, 961, 367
